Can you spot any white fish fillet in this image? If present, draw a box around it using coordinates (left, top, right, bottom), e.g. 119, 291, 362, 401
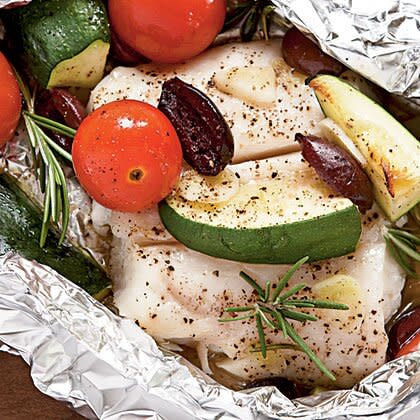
89, 40, 324, 163
92, 155, 405, 388
89, 40, 404, 388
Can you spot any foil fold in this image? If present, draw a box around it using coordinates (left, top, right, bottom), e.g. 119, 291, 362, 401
0, 126, 109, 269
271, 0, 420, 100
1, 253, 420, 419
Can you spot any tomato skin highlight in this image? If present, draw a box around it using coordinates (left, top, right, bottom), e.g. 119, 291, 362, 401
108, 0, 226, 63
72, 100, 183, 212
396, 332, 420, 358
0, 52, 22, 146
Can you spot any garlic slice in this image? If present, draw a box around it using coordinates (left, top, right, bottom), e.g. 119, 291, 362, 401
213, 66, 277, 107
312, 274, 364, 312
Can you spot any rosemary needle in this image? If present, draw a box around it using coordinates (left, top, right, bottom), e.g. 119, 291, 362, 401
224, 1, 276, 41
219, 257, 349, 381
15, 72, 74, 247
385, 226, 420, 277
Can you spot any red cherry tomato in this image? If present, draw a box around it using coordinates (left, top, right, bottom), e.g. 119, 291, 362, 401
0, 52, 21, 146
108, 0, 226, 63
388, 306, 420, 359
72, 100, 183, 212
396, 332, 420, 358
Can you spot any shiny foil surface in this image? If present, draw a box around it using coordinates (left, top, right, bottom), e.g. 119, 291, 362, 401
1, 0, 420, 418
0, 254, 419, 419
0, 126, 109, 269
271, 0, 420, 100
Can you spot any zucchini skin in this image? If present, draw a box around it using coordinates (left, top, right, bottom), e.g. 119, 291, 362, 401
0, 175, 109, 295
159, 200, 362, 264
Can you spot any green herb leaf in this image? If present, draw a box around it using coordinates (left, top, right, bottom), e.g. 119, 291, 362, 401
272, 256, 309, 302
220, 257, 347, 380
255, 312, 267, 358
219, 314, 253, 322
284, 319, 336, 381
240, 271, 265, 298
281, 309, 318, 323
385, 227, 420, 277
277, 282, 306, 302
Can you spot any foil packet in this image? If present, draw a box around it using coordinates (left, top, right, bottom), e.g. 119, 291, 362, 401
1, 0, 420, 419
1, 253, 420, 419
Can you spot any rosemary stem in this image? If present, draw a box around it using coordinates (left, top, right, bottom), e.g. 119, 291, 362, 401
240, 271, 265, 298
387, 233, 420, 262
255, 312, 267, 358
284, 319, 336, 381
220, 259, 347, 381
272, 256, 309, 302
23, 111, 77, 138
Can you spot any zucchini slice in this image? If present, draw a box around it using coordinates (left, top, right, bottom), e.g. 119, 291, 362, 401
310, 75, 420, 221
0, 175, 109, 295
11, 0, 110, 88
159, 155, 361, 264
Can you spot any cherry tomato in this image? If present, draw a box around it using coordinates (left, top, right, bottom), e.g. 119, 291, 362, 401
0, 52, 21, 146
72, 100, 182, 212
388, 306, 420, 359
108, 0, 226, 63
396, 332, 420, 358
282, 27, 344, 77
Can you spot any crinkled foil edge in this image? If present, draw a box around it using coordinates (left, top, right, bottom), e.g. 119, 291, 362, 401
1, 0, 420, 418
271, 0, 420, 100
0, 253, 419, 419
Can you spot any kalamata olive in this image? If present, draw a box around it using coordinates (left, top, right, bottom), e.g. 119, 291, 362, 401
282, 27, 345, 77
295, 134, 373, 213
388, 306, 420, 360
247, 377, 309, 399
36, 88, 86, 153
50, 88, 86, 129
158, 77, 234, 176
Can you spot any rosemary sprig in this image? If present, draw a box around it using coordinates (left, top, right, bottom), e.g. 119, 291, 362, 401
225, 1, 276, 41
384, 226, 420, 278
14, 72, 75, 247
218, 256, 349, 381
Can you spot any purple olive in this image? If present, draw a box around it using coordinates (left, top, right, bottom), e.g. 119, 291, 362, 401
36, 88, 86, 153
282, 27, 344, 77
158, 77, 234, 176
296, 133, 373, 213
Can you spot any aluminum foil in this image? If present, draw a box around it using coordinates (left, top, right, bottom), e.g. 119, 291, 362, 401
271, 0, 420, 100
0, 253, 419, 420
0, 125, 109, 269
1, 0, 420, 418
